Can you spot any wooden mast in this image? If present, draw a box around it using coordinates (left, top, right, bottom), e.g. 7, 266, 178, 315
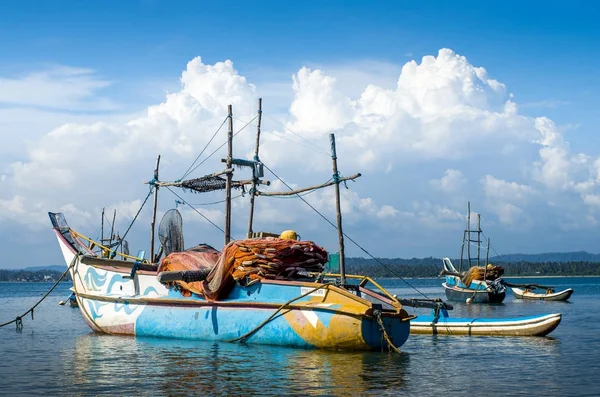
330, 133, 346, 285
247, 98, 262, 238
225, 104, 233, 245
150, 154, 161, 263
101, 207, 105, 244
110, 209, 116, 242
484, 237, 490, 280
477, 213, 481, 266
466, 201, 471, 270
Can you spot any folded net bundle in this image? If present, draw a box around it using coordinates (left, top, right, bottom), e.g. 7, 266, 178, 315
158, 238, 328, 300
462, 264, 504, 287
157, 244, 221, 296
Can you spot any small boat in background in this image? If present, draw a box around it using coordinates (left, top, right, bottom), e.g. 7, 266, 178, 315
441, 258, 506, 303
511, 286, 574, 301
58, 290, 78, 307
411, 311, 562, 336
440, 202, 506, 303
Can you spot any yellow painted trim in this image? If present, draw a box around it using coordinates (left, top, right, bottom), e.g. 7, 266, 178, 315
310, 273, 402, 309
70, 229, 147, 262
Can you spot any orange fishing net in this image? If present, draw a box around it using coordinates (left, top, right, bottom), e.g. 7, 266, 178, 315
157, 244, 220, 297
158, 238, 328, 300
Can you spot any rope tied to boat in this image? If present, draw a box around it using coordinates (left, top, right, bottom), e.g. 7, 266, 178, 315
0, 254, 79, 331
374, 310, 402, 354
226, 283, 333, 343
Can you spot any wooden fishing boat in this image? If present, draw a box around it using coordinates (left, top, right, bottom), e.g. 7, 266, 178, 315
49, 100, 435, 351
441, 258, 506, 303
511, 286, 574, 301
440, 202, 506, 303
410, 312, 562, 336
50, 221, 412, 350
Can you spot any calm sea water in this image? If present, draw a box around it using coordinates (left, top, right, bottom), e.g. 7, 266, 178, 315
1, 277, 599, 396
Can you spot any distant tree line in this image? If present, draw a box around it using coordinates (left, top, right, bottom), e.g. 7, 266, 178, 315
0, 269, 72, 282
344, 257, 600, 277
2, 258, 600, 282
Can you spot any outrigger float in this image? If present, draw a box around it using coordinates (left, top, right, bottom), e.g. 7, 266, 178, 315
50, 100, 452, 351
410, 305, 562, 336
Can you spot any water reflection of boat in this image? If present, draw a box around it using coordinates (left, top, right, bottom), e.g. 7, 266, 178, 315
69, 334, 409, 396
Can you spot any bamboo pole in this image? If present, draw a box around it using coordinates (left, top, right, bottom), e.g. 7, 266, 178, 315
247, 98, 262, 238
256, 173, 361, 196
329, 133, 346, 285
110, 209, 116, 241
484, 237, 490, 281
477, 213, 481, 267
101, 207, 105, 243
150, 154, 161, 263
466, 201, 471, 269
459, 230, 465, 273
225, 105, 233, 245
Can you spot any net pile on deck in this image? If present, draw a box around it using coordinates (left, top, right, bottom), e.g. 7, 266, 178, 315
462, 264, 504, 286
158, 238, 328, 300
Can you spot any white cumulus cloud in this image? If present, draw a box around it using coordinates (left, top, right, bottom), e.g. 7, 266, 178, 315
4, 49, 600, 267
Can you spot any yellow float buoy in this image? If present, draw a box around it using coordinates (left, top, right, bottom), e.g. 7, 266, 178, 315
279, 230, 298, 240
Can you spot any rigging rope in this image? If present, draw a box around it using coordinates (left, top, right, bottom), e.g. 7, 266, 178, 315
0, 255, 78, 330
481, 232, 504, 260
263, 130, 331, 157
261, 163, 433, 301
110, 188, 154, 258
181, 116, 229, 180
165, 186, 225, 234
184, 115, 258, 179
264, 115, 330, 156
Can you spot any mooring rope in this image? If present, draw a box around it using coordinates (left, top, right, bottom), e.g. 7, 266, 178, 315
0, 254, 78, 331
165, 186, 225, 233
374, 311, 402, 353
226, 283, 333, 343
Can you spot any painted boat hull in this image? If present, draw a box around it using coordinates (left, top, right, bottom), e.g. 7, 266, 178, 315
512, 287, 573, 301
442, 282, 506, 303
410, 313, 562, 336
55, 231, 410, 351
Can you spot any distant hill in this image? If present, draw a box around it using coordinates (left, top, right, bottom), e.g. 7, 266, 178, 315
490, 251, 600, 263
22, 265, 65, 272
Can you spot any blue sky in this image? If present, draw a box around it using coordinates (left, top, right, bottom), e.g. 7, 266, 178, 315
1, 1, 600, 268
2, 1, 597, 114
